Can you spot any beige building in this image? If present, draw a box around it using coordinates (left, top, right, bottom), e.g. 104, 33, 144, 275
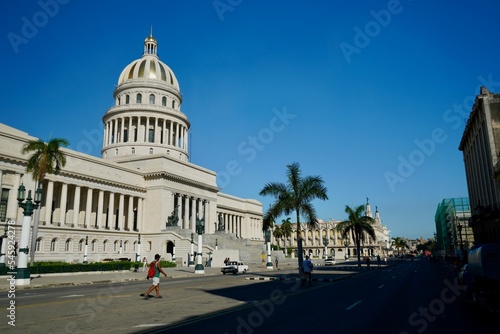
459, 86, 500, 244
0, 34, 263, 264
279, 199, 391, 260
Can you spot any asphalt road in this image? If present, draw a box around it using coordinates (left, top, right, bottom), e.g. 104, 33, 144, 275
0, 259, 497, 334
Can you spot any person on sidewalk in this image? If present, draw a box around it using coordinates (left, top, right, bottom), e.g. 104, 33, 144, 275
142, 256, 148, 272
141, 254, 167, 299
302, 255, 313, 286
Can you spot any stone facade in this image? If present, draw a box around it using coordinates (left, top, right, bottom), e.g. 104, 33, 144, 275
459, 86, 500, 244
0, 34, 263, 264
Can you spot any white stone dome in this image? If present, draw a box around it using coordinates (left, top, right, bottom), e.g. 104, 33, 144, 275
117, 35, 180, 91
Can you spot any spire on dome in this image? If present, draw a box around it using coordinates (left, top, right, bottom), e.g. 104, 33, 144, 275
375, 206, 381, 225
143, 27, 158, 57
365, 197, 373, 218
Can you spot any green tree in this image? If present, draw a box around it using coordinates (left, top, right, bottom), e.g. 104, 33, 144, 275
281, 217, 293, 254
22, 137, 69, 265
259, 162, 328, 272
392, 237, 408, 256
336, 204, 376, 268
273, 225, 284, 249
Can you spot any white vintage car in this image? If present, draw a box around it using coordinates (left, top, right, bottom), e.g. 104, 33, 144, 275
221, 261, 249, 274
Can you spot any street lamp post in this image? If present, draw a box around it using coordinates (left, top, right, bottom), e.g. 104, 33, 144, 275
195, 215, 205, 274
172, 240, 176, 262
215, 238, 218, 251
189, 233, 195, 267
16, 183, 42, 286
83, 236, 88, 264
457, 223, 465, 259
323, 236, 329, 258
344, 239, 349, 261
265, 229, 273, 270
136, 234, 141, 263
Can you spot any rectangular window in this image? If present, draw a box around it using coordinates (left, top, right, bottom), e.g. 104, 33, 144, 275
148, 129, 154, 143
0, 188, 9, 222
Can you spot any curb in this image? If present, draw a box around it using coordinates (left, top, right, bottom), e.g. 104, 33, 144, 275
246, 275, 353, 282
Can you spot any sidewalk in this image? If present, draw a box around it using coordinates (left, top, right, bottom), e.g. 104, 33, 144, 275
0, 258, 383, 291
0, 260, 295, 291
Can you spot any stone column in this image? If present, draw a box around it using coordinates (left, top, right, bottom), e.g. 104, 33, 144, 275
108, 192, 115, 229
85, 187, 93, 228
44, 180, 54, 225
72, 186, 80, 226
96, 190, 104, 229
190, 197, 196, 231
183, 196, 189, 230
118, 193, 124, 230
137, 197, 143, 231
59, 183, 68, 225
127, 195, 134, 231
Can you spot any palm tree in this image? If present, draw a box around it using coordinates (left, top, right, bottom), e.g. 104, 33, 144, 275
273, 225, 284, 249
392, 237, 408, 257
281, 217, 293, 254
22, 137, 69, 265
259, 162, 328, 272
336, 204, 376, 268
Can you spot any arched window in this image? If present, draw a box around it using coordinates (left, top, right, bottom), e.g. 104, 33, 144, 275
125, 95, 130, 104
78, 239, 84, 252
91, 240, 97, 252
103, 240, 108, 252
65, 239, 72, 252
123, 241, 128, 252
36, 237, 42, 252
149, 148, 154, 154
132, 147, 135, 154
50, 238, 58, 252
117, 97, 121, 105
114, 240, 119, 252
136, 93, 142, 104
149, 94, 155, 105
171, 100, 175, 109
162, 97, 167, 106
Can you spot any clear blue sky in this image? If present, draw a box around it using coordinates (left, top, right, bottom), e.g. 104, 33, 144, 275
2, 0, 500, 239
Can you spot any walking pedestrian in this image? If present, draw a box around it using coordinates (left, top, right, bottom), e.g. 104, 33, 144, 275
275, 257, 279, 270
142, 256, 148, 272
141, 254, 167, 299
302, 256, 313, 286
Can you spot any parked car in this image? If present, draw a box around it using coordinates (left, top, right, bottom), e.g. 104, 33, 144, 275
221, 261, 249, 274
324, 257, 336, 266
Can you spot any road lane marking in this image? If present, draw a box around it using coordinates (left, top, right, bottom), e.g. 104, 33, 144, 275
346, 300, 362, 310
378, 284, 384, 289
57, 294, 84, 298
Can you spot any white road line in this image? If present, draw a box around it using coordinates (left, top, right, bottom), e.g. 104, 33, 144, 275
58, 294, 84, 298
134, 324, 168, 328
378, 284, 384, 289
346, 300, 362, 310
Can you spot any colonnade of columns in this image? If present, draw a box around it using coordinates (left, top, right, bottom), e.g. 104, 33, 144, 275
1, 172, 143, 233
104, 115, 188, 150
